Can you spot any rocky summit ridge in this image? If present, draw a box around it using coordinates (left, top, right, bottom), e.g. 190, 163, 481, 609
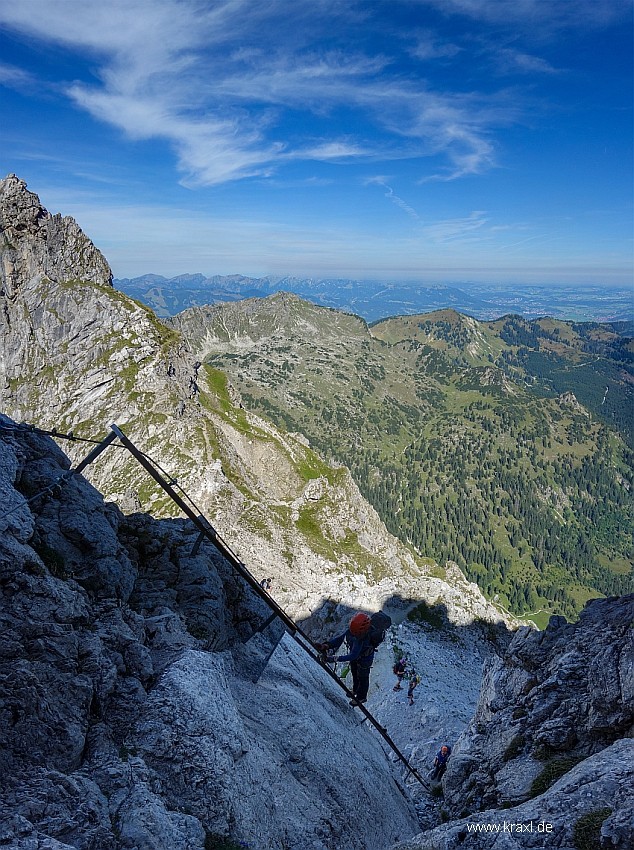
0, 174, 632, 850
0, 174, 112, 299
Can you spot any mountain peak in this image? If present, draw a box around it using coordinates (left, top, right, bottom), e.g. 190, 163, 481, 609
0, 173, 112, 297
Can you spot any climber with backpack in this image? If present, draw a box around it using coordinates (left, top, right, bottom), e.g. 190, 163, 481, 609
406, 670, 421, 705
430, 744, 452, 780
319, 611, 391, 707
392, 657, 407, 691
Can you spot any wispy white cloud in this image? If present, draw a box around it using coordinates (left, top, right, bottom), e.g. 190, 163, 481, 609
259, 176, 334, 188
0, 61, 37, 90
0, 0, 284, 184
0, 0, 521, 185
495, 233, 555, 251
364, 179, 507, 248
422, 210, 490, 243
411, 0, 628, 86
289, 140, 371, 161
366, 177, 422, 223
496, 49, 560, 75
413, 0, 630, 29
415, 124, 497, 182
410, 31, 462, 62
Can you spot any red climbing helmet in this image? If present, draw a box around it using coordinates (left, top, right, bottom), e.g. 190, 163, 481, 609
349, 612, 372, 636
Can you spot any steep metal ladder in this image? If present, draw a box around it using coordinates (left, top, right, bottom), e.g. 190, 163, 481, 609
3, 420, 429, 789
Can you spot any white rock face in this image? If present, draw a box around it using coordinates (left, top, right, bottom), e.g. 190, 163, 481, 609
131, 644, 420, 849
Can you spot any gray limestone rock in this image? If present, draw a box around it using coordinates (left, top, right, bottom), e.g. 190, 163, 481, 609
0, 174, 112, 297
391, 739, 634, 850
436, 594, 633, 816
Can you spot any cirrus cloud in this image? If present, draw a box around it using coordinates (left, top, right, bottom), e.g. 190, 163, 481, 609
0, 0, 527, 185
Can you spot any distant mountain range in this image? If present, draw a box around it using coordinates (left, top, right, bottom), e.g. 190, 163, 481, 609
115, 273, 634, 325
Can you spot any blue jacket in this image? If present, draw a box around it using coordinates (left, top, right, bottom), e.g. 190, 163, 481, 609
326, 630, 375, 667
435, 747, 451, 766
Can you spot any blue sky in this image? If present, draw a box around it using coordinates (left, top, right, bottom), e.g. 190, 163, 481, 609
0, 0, 632, 284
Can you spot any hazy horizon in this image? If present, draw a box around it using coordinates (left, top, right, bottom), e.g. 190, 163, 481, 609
1, 1, 632, 285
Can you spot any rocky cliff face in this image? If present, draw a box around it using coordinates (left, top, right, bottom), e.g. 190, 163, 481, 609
393, 739, 633, 850
442, 597, 633, 814
391, 595, 633, 849
0, 174, 193, 436
0, 174, 112, 298
0, 418, 421, 849
0, 174, 508, 633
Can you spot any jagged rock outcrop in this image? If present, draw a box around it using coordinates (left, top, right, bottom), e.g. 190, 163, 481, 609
0, 174, 112, 297
441, 597, 633, 815
388, 596, 633, 849
0, 418, 420, 849
0, 174, 196, 433
392, 739, 633, 849
558, 391, 587, 413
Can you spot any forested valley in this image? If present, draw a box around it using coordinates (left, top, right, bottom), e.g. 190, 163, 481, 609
172, 298, 633, 625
